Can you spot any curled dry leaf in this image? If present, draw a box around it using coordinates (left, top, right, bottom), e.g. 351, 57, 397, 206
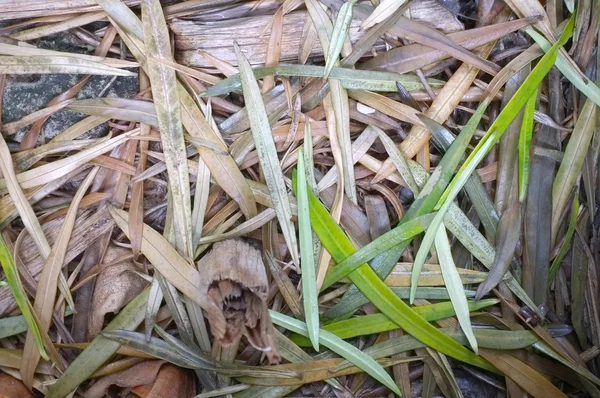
88, 246, 148, 336
195, 239, 280, 363
85, 360, 195, 398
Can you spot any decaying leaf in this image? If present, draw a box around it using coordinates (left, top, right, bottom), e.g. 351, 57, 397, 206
195, 239, 279, 363
88, 246, 148, 336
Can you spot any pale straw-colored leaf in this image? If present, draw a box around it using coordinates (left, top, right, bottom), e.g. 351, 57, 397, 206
141, 0, 193, 257
234, 42, 299, 266
21, 168, 99, 388
361, 0, 407, 30
0, 56, 136, 76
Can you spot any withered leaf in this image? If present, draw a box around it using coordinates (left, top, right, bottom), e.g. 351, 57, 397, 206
196, 239, 279, 363
88, 246, 147, 336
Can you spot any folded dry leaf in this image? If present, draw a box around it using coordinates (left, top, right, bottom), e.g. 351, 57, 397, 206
196, 239, 280, 363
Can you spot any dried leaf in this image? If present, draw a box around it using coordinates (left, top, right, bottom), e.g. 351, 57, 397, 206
88, 246, 147, 336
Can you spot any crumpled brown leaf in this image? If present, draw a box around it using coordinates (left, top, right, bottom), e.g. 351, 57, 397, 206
85, 360, 195, 398
88, 246, 147, 336
196, 239, 280, 363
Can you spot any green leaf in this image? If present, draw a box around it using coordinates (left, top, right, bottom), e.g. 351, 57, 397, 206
270, 311, 402, 395
526, 28, 600, 107
549, 195, 579, 283
434, 224, 478, 353
518, 90, 537, 202
291, 299, 498, 346
0, 234, 48, 360
412, 14, 575, 303
295, 154, 320, 351
234, 43, 300, 266
298, 182, 496, 373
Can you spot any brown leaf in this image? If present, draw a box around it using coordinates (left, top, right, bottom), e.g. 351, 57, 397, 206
0, 371, 32, 398
197, 239, 280, 363
88, 246, 147, 336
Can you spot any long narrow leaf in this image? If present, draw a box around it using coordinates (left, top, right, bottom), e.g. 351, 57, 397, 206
411, 15, 574, 302
295, 155, 319, 351
298, 182, 496, 372
270, 311, 402, 395
235, 43, 299, 266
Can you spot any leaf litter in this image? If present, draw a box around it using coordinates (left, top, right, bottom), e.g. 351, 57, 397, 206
0, 0, 599, 397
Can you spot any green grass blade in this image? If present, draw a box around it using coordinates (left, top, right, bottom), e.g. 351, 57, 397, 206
434, 223, 478, 354
321, 213, 433, 290
518, 90, 537, 202
0, 234, 48, 361
411, 15, 574, 304
234, 43, 300, 266
324, 0, 356, 78
291, 299, 498, 346
270, 310, 402, 395
302, 184, 496, 373
295, 154, 320, 351
526, 29, 600, 107
549, 195, 579, 283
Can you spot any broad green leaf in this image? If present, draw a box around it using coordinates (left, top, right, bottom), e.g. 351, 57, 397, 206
201, 64, 443, 97
0, 234, 47, 360
270, 311, 402, 395
434, 223, 478, 354
234, 43, 299, 266
518, 90, 537, 202
412, 15, 575, 303
299, 182, 496, 373
295, 155, 319, 351
324, 0, 356, 78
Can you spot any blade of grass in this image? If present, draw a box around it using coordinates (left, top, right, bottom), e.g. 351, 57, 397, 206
549, 195, 579, 283
518, 90, 537, 202
270, 311, 401, 395
0, 234, 47, 361
291, 299, 498, 345
411, 15, 574, 304
295, 155, 319, 351
298, 182, 496, 372
434, 223, 478, 354
526, 28, 600, 107
234, 42, 299, 266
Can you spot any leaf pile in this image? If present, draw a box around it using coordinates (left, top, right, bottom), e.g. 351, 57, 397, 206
0, 0, 599, 397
